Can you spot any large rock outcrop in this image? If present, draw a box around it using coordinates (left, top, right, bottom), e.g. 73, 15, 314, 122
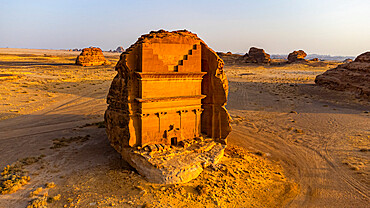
104, 30, 231, 183
315, 51, 370, 98
75, 47, 110, 66
243, 47, 271, 64
288, 50, 307, 63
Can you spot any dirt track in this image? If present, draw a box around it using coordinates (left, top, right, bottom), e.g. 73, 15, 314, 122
226, 65, 369, 207
0, 49, 369, 207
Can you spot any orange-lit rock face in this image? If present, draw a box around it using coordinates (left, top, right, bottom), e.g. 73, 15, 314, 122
315, 51, 370, 98
75, 47, 110, 66
105, 30, 231, 151
288, 50, 307, 63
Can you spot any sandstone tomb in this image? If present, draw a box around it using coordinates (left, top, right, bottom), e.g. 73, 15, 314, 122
104, 30, 231, 184
75, 47, 110, 66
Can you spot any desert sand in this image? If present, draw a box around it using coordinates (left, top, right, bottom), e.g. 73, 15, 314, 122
0, 48, 368, 207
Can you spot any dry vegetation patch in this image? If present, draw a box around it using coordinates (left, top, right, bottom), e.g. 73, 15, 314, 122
0, 156, 42, 195
50, 135, 90, 149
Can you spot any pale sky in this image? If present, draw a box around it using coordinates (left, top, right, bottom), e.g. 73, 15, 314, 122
0, 0, 369, 56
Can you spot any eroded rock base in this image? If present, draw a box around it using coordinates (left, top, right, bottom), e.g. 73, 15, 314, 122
120, 138, 225, 184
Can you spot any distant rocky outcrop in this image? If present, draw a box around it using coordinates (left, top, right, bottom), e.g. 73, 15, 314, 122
243, 47, 271, 64
115, 46, 124, 53
288, 50, 307, 63
68, 48, 81, 52
343, 58, 353, 63
75, 47, 110, 66
315, 51, 370, 98
217, 52, 243, 65
310, 58, 319, 62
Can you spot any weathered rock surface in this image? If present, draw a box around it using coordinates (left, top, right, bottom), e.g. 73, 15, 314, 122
243, 47, 271, 64
104, 30, 231, 183
288, 50, 307, 63
216, 52, 243, 65
75, 47, 110, 66
122, 139, 225, 184
115, 46, 124, 53
315, 51, 370, 98
310, 58, 319, 62
343, 58, 353, 63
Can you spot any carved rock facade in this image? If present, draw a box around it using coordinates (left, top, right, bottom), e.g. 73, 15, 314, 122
104, 30, 231, 183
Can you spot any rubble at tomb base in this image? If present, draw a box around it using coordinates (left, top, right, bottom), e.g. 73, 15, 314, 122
104, 30, 231, 183
315, 51, 370, 98
75, 47, 110, 66
123, 138, 225, 184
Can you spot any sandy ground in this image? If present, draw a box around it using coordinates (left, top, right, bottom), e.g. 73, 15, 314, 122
0, 49, 368, 207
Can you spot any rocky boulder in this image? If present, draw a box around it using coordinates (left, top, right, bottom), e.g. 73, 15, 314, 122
315, 51, 370, 98
217, 52, 243, 65
75, 47, 110, 66
243, 47, 271, 64
355, 52, 370, 62
310, 58, 319, 62
115, 46, 124, 53
343, 58, 353, 63
288, 50, 307, 63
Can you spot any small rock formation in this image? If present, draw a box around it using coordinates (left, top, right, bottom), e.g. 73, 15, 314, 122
75, 47, 110, 66
288, 50, 307, 63
243, 47, 271, 64
105, 30, 231, 184
343, 58, 353, 63
310, 58, 319, 62
217, 52, 243, 65
315, 51, 370, 98
115, 46, 124, 53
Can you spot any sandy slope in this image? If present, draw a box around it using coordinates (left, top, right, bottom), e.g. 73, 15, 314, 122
0, 49, 369, 207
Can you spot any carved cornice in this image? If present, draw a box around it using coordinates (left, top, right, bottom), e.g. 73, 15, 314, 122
135, 72, 206, 80
135, 95, 206, 103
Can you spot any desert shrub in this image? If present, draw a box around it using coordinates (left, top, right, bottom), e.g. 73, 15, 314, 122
0, 163, 30, 195
50, 135, 90, 149
47, 194, 61, 203
80, 121, 105, 128
19, 157, 40, 165
29, 187, 43, 197
27, 196, 47, 208
45, 182, 55, 189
